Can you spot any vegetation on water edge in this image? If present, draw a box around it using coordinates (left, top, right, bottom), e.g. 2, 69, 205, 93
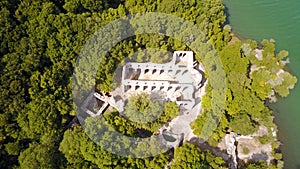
0, 0, 296, 168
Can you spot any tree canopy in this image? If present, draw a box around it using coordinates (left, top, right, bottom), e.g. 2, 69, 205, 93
0, 0, 296, 168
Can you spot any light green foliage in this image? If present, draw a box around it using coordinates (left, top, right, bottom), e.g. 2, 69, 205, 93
170, 143, 226, 169
109, 93, 179, 134
0, 0, 296, 168
59, 126, 95, 168
5, 141, 20, 156
256, 135, 273, 145
60, 126, 169, 168
245, 160, 268, 169
19, 142, 58, 169
251, 69, 273, 99
273, 71, 297, 97
243, 147, 250, 154
249, 40, 297, 98
163, 102, 180, 120
192, 38, 296, 156
132, 48, 170, 63
124, 93, 164, 123
230, 113, 257, 135
104, 111, 136, 136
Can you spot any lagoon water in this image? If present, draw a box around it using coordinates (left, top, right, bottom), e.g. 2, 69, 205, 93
223, 1, 300, 168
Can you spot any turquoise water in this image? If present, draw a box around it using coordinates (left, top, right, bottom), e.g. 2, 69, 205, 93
223, 1, 300, 168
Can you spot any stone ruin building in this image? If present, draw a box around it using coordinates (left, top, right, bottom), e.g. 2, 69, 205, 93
121, 51, 203, 110
81, 51, 205, 117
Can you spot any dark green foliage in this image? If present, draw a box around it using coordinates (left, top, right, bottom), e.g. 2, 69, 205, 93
0, 0, 295, 168
60, 126, 170, 168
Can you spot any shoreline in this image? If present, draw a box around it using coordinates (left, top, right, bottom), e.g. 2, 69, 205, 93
220, 6, 287, 162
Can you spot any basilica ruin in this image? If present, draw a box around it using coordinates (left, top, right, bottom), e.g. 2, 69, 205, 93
81, 51, 205, 116
79, 50, 207, 152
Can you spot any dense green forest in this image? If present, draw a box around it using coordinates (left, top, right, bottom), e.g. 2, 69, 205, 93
0, 0, 297, 168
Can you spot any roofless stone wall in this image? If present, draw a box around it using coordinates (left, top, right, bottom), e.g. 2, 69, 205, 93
121, 51, 203, 110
